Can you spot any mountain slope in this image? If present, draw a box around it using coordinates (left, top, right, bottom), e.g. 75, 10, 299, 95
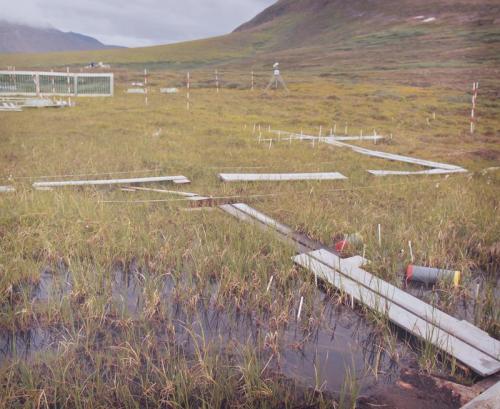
0, 0, 499, 85
0, 21, 119, 54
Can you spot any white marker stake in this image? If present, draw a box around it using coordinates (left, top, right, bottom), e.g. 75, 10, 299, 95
470, 82, 479, 135
187, 72, 190, 111
378, 224, 382, 247
144, 68, 148, 106
297, 296, 304, 321
319, 125, 322, 137
215, 70, 219, 93
409, 241, 414, 263
266, 276, 274, 292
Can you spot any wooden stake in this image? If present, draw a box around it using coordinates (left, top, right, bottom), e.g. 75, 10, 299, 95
409, 241, 414, 263
187, 72, 190, 111
266, 276, 274, 292
378, 224, 382, 247
144, 68, 148, 106
297, 296, 304, 321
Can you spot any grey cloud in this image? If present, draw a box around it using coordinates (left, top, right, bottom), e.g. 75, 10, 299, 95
0, 0, 275, 47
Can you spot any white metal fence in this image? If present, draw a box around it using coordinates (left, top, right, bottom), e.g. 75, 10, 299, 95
0, 71, 114, 97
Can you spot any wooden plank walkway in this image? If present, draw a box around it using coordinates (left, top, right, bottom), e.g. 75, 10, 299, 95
460, 380, 500, 408
220, 203, 500, 377
219, 172, 347, 182
219, 203, 324, 254
294, 249, 500, 375
323, 138, 466, 171
33, 175, 190, 189
272, 129, 467, 175
293, 251, 500, 376
369, 169, 468, 176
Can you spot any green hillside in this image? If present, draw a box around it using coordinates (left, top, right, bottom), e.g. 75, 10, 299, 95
0, 0, 499, 83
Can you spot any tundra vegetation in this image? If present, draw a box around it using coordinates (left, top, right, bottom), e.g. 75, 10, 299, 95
0, 67, 498, 408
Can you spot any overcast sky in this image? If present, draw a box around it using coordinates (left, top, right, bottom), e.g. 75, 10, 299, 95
1, 0, 276, 47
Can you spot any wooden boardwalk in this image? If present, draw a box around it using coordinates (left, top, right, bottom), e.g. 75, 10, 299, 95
33, 175, 190, 189
221, 203, 500, 377
460, 380, 500, 408
219, 172, 347, 182
273, 129, 467, 176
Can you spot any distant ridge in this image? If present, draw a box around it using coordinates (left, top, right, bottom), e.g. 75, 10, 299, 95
0, 20, 122, 54
0, 0, 499, 86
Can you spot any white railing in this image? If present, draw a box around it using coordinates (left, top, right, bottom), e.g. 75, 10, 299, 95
0, 71, 114, 97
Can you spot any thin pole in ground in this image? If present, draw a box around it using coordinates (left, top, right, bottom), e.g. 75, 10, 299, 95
144, 68, 148, 106
471, 81, 479, 134
297, 296, 304, 321
186, 72, 190, 111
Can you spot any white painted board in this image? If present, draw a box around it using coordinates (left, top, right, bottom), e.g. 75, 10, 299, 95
0, 186, 15, 193
324, 138, 465, 171
369, 169, 468, 176
294, 252, 500, 376
219, 172, 347, 182
126, 88, 146, 94
460, 380, 500, 408
160, 88, 179, 94
310, 249, 500, 361
33, 175, 190, 188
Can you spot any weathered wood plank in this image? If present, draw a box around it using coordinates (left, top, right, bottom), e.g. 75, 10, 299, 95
460, 380, 500, 408
219, 172, 347, 182
323, 138, 465, 171
219, 203, 499, 376
0, 186, 15, 193
369, 169, 468, 176
309, 249, 500, 362
220, 204, 321, 254
32, 175, 190, 188
293, 252, 500, 377
124, 186, 199, 196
